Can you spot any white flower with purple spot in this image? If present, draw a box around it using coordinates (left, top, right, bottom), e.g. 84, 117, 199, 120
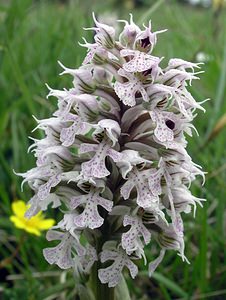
114, 68, 149, 106
70, 188, 113, 229
98, 249, 138, 287
79, 141, 122, 179
120, 49, 162, 76
60, 113, 91, 147
122, 215, 151, 254
43, 230, 84, 269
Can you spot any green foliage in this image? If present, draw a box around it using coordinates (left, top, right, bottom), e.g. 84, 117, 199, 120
0, 0, 225, 299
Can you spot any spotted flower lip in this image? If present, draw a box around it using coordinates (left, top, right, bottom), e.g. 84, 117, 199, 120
114, 68, 149, 106
79, 140, 123, 179
70, 188, 113, 229
60, 114, 91, 147
120, 49, 163, 74
122, 215, 151, 254
98, 248, 138, 287
43, 230, 85, 269
17, 13, 206, 288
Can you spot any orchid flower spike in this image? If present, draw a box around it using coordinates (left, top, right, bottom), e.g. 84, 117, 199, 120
17, 13, 206, 289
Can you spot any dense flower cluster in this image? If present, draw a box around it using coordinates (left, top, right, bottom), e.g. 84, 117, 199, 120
18, 14, 206, 287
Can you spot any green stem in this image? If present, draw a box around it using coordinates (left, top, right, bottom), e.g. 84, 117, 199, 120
90, 259, 115, 300
98, 283, 115, 300
98, 268, 115, 300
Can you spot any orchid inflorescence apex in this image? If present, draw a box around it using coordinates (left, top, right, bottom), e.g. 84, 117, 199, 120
18, 13, 206, 287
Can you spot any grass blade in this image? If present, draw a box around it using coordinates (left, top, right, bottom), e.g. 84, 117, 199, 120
140, 271, 189, 298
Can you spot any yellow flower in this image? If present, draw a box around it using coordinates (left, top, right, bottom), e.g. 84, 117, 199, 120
10, 200, 55, 236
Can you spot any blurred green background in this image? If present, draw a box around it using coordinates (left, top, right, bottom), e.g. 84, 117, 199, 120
0, 0, 226, 299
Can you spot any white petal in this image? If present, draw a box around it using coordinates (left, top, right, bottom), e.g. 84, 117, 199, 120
38, 174, 61, 200
121, 49, 161, 73
107, 148, 123, 162
120, 180, 135, 200
150, 110, 174, 143
149, 249, 165, 277
147, 168, 163, 196
79, 143, 99, 154
72, 190, 112, 229
81, 157, 110, 178
124, 259, 138, 278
